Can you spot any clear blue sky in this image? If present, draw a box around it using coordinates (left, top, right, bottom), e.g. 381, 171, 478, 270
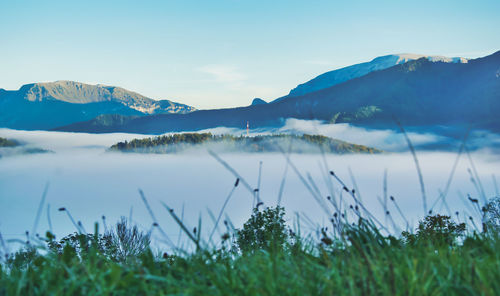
1, 0, 499, 109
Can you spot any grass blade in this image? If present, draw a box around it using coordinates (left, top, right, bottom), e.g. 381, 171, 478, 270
395, 119, 427, 216
160, 201, 199, 249
32, 182, 49, 237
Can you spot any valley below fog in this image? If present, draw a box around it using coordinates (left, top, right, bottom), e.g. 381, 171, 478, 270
1, 125, 499, 250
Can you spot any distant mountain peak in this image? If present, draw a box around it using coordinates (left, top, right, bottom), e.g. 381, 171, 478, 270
11, 80, 196, 114
280, 53, 468, 100
0, 80, 196, 130
251, 98, 267, 105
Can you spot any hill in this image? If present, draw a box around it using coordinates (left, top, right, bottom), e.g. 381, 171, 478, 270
0, 136, 52, 157
0, 137, 19, 147
109, 133, 382, 154
0, 81, 195, 130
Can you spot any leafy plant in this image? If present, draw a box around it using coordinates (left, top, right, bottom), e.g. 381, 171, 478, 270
483, 196, 500, 234
107, 217, 151, 262
47, 218, 150, 262
5, 245, 38, 270
402, 214, 466, 246
47, 231, 113, 258
236, 206, 290, 253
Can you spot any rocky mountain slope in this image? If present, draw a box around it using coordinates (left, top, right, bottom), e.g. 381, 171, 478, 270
0, 81, 195, 130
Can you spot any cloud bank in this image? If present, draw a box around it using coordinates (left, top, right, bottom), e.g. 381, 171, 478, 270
1, 127, 499, 251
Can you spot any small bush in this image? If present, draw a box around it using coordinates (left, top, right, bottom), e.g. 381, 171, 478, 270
5, 245, 38, 270
483, 196, 500, 234
236, 206, 290, 253
402, 214, 466, 246
108, 217, 151, 262
48, 231, 112, 256
47, 217, 150, 262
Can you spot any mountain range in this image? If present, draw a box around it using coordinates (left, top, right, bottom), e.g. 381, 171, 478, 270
52, 50, 500, 134
1, 51, 498, 134
0, 81, 195, 130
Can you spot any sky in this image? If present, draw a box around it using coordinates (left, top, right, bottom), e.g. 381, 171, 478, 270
1, 0, 499, 109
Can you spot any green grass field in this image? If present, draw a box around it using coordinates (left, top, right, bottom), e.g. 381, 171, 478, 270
1, 196, 499, 295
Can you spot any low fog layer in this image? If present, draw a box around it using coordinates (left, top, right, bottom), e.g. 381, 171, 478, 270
200, 119, 500, 152
0, 128, 152, 152
1, 127, 499, 250
3, 119, 500, 153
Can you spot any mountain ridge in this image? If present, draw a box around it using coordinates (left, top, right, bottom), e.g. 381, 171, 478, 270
0, 81, 196, 130
54, 50, 500, 134
278, 53, 468, 100
8, 80, 196, 114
